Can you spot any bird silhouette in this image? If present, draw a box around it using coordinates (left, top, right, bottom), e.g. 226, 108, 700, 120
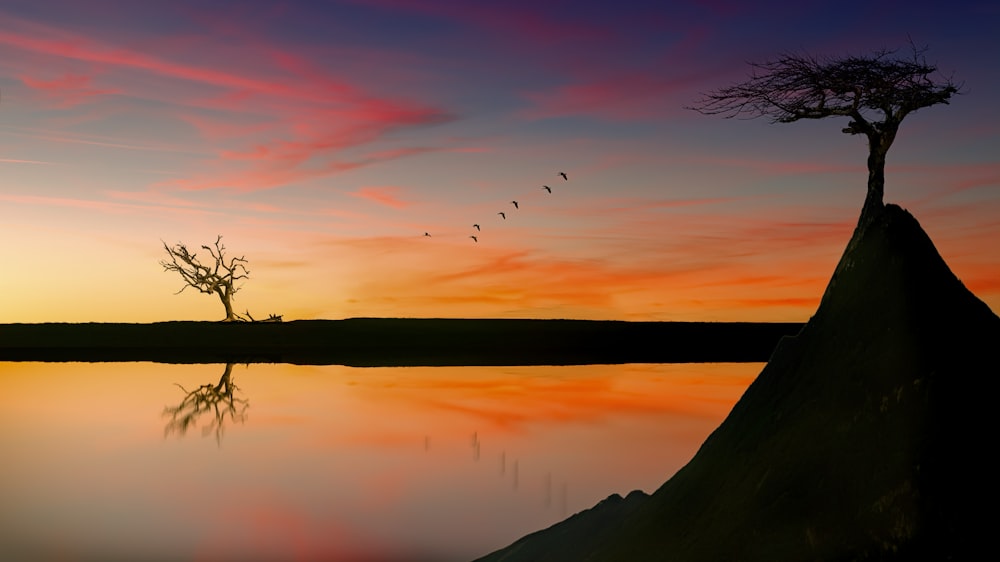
511, 200, 519, 209
470, 235, 478, 242
424, 232, 431, 237
558, 172, 568, 180
498, 212, 506, 220
473, 224, 480, 231
542, 185, 552, 193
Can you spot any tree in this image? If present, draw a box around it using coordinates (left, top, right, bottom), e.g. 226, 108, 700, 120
161, 235, 249, 321
688, 44, 960, 224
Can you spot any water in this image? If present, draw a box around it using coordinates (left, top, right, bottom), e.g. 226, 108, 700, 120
0, 362, 762, 561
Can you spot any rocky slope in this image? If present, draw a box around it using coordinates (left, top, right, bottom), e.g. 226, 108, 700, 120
475, 204, 998, 561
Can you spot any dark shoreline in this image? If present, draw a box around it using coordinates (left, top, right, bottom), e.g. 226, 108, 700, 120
0, 318, 803, 366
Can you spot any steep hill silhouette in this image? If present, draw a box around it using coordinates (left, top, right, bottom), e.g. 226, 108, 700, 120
475, 204, 998, 561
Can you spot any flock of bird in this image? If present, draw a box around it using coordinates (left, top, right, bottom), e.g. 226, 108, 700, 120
424, 171, 569, 242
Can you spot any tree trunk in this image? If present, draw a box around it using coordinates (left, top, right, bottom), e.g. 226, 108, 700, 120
860, 147, 886, 225
218, 288, 237, 321
859, 127, 895, 227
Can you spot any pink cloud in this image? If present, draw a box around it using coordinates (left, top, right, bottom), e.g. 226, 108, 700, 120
349, 186, 411, 209
519, 73, 683, 121
681, 154, 862, 176
159, 145, 444, 193
894, 162, 1000, 203
0, 192, 221, 218
0, 158, 54, 164
19, 73, 118, 107
515, 23, 715, 121
519, 65, 718, 122
6, 125, 196, 154
0, 25, 284, 97
334, 1, 713, 125
177, 113, 273, 142
0, 16, 454, 192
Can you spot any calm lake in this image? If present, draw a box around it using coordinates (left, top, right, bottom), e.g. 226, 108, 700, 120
0, 361, 762, 561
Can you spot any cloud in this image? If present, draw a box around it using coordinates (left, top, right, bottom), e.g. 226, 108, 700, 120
684, 154, 862, 176
349, 186, 411, 209
4, 125, 204, 154
19, 73, 119, 107
0, 15, 455, 193
519, 70, 704, 121
0, 158, 54, 164
0, 191, 222, 218
0, 22, 279, 95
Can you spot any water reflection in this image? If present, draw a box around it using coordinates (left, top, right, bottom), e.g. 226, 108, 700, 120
162, 363, 249, 444
0, 361, 762, 561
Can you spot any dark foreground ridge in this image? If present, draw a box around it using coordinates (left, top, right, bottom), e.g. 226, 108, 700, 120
474, 204, 999, 561
0, 318, 801, 365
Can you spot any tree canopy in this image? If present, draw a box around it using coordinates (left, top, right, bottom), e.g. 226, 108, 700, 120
689, 44, 958, 129
689, 44, 960, 223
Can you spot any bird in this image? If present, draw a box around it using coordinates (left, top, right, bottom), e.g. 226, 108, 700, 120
558, 172, 568, 181
424, 232, 431, 237
470, 235, 478, 242
542, 185, 552, 193
473, 224, 480, 231
511, 200, 519, 209
498, 212, 506, 220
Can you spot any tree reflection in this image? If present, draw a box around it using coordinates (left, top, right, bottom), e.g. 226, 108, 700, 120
163, 363, 249, 445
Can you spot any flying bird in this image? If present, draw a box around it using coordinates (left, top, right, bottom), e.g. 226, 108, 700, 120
542, 185, 552, 193
558, 172, 568, 181
498, 212, 506, 220
424, 232, 431, 237
473, 224, 480, 231
511, 200, 519, 209
470, 235, 478, 242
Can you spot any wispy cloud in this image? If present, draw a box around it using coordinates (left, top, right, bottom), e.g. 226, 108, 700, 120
0, 192, 222, 217
519, 70, 705, 121
684, 155, 862, 176
349, 186, 411, 209
0, 14, 455, 193
3, 125, 204, 154
0, 157, 54, 164
19, 73, 119, 107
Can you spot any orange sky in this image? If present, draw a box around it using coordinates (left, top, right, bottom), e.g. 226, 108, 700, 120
1, 2, 997, 323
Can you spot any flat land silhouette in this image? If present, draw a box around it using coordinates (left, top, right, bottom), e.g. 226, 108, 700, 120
0, 319, 801, 365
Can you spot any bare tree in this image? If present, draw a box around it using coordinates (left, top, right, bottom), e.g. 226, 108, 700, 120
161, 235, 249, 321
688, 43, 960, 224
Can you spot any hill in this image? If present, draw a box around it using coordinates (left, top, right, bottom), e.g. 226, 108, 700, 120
474, 204, 999, 561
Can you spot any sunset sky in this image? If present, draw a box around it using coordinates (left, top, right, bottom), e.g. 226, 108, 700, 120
1, 0, 997, 323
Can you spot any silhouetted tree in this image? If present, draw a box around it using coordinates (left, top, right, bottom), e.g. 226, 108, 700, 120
689, 43, 960, 224
163, 363, 248, 445
161, 235, 249, 321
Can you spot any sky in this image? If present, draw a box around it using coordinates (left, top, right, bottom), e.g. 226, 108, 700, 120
1, 0, 997, 323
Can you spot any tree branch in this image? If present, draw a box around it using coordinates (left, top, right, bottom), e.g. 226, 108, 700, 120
160, 236, 251, 321
687, 45, 960, 134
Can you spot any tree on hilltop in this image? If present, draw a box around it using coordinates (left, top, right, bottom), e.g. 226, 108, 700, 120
688, 43, 960, 224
